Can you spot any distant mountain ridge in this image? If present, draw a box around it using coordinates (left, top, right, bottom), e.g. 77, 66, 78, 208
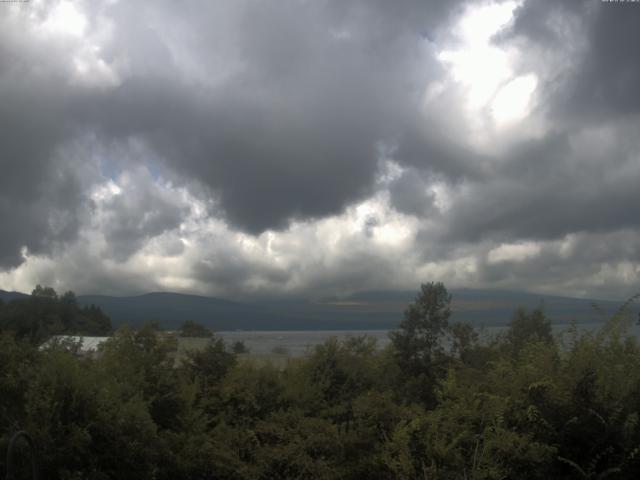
0, 290, 29, 303
1, 288, 636, 331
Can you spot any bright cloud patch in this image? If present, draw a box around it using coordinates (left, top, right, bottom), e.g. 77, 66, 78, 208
491, 74, 538, 125
488, 242, 541, 264
438, 2, 519, 110
39, 1, 88, 37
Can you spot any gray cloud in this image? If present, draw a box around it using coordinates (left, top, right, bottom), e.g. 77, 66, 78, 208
73, 0, 471, 234
388, 169, 438, 218
0, 0, 470, 268
441, 128, 640, 244
504, 0, 640, 122
2, 0, 640, 301
0, 73, 90, 267
99, 169, 188, 261
193, 254, 291, 299
476, 229, 640, 300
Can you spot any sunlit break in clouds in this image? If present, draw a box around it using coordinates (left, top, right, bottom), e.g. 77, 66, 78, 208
1, 0, 640, 300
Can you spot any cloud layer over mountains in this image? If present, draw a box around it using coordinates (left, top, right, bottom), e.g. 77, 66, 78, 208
1, 0, 639, 300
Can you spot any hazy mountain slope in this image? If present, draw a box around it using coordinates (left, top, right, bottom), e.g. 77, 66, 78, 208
77, 292, 277, 330
0, 290, 29, 303
76, 292, 390, 330
73, 289, 637, 330
337, 288, 632, 326
3, 288, 635, 331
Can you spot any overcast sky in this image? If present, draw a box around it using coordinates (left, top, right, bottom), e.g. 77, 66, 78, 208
1, 0, 639, 300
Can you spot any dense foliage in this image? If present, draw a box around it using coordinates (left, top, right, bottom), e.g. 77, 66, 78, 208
0, 286, 111, 343
179, 320, 214, 338
2, 282, 640, 479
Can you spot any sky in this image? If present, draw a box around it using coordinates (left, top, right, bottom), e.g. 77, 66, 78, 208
1, 0, 639, 300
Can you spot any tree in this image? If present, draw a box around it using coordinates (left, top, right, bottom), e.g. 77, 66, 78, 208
389, 282, 452, 406
31, 285, 57, 299
23, 346, 161, 478
77, 304, 112, 335
450, 321, 483, 366
178, 320, 213, 338
232, 340, 250, 354
0, 287, 111, 343
181, 337, 236, 392
505, 307, 552, 355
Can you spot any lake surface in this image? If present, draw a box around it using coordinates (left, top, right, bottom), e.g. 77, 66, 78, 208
217, 321, 640, 356
217, 329, 392, 356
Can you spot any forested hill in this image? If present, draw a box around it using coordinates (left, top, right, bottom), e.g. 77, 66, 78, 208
0, 287, 112, 342
3, 288, 632, 331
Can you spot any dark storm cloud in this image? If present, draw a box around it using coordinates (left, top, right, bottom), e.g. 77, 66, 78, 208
0, 62, 89, 267
73, 0, 471, 234
388, 169, 438, 218
498, 0, 586, 48
441, 130, 640, 244
0, 0, 474, 269
391, 118, 489, 181
564, 3, 640, 119
504, 0, 640, 121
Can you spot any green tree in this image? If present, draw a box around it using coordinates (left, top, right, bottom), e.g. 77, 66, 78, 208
232, 340, 249, 354
180, 337, 236, 394
77, 304, 112, 335
0, 286, 111, 343
178, 320, 213, 338
505, 307, 553, 355
24, 348, 160, 479
221, 362, 288, 430
389, 282, 452, 406
32, 285, 58, 299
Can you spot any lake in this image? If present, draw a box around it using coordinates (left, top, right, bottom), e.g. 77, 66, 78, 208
217, 321, 640, 356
